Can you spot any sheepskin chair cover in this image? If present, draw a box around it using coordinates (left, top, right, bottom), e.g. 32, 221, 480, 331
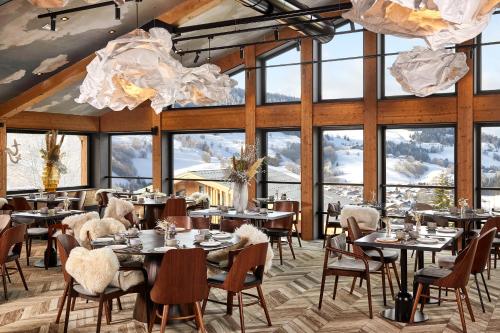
65, 247, 119, 295
110, 270, 144, 291
0, 198, 7, 209
94, 188, 116, 200
234, 224, 274, 272
79, 217, 126, 249
62, 212, 100, 245
340, 205, 380, 231
104, 197, 137, 228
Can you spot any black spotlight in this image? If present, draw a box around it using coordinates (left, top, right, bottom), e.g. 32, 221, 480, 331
50, 15, 56, 31
240, 47, 244, 59
194, 52, 200, 64
274, 28, 279, 41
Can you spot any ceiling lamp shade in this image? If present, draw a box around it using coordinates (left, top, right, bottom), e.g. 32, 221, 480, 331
343, 0, 500, 49
76, 28, 236, 113
389, 46, 469, 97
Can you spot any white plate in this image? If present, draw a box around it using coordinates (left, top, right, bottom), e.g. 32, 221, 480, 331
417, 238, 439, 244
437, 228, 457, 233
175, 227, 186, 232
106, 244, 128, 250
209, 230, 221, 234
375, 237, 399, 243
212, 233, 232, 240
200, 241, 221, 247
245, 211, 259, 215
93, 237, 114, 243
153, 246, 176, 253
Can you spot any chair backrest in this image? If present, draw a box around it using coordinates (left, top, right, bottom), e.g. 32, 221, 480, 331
435, 236, 479, 289
481, 217, 500, 236
220, 219, 247, 233
124, 211, 135, 226
150, 248, 208, 305
96, 191, 112, 208
169, 216, 192, 229
191, 216, 210, 229
76, 191, 86, 211
471, 227, 497, 274
327, 202, 341, 217
223, 242, 268, 293
56, 234, 80, 282
0, 224, 27, 264
10, 197, 32, 211
346, 217, 365, 257
0, 215, 11, 236
163, 197, 187, 217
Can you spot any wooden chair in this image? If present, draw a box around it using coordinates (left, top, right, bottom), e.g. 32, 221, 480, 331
10, 197, 32, 211
481, 216, 500, 279
410, 237, 479, 333
0, 215, 11, 236
74, 191, 87, 211
162, 197, 187, 218
347, 217, 400, 298
0, 204, 15, 215
319, 234, 387, 318
438, 227, 497, 313
167, 216, 192, 229
55, 234, 80, 324
202, 243, 271, 333
96, 191, 113, 216
58, 234, 148, 333
220, 219, 248, 233
0, 224, 28, 300
274, 200, 301, 247
191, 216, 210, 229
323, 202, 341, 248
148, 248, 208, 333
262, 215, 295, 265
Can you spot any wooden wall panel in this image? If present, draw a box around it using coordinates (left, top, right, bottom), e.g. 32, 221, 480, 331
162, 107, 245, 131
7, 112, 99, 132
474, 95, 500, 122
313, 101, 364, 126
378, 97, 457, 124
100, 106, 152, 132
300, 38, 314, 240
363, 31, 378, 201
256, 104, 301, 128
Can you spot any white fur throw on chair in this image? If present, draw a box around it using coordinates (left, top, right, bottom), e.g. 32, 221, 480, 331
234, 224, 274, 272
62, 212, 100, 244
104, 197, 137, 228
94, 188, 116, 200
340, 205, 380, 231
0, 198, 7, 209
66, 247, 119, 295
79, 218, 126, 249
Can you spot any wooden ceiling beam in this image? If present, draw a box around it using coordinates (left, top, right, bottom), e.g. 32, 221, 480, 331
157, 0, 222, 26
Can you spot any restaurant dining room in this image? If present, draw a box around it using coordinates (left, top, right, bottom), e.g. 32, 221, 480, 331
1, 0, 500, 332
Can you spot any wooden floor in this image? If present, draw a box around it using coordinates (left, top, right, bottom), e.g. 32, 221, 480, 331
0, 239, 498, 333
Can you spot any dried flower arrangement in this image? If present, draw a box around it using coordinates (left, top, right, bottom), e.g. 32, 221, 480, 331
40, 130, 67, 174
225, 145, 265, 184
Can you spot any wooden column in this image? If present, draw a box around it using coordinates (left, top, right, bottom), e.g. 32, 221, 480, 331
363, 31, 378, 201
301, 38, 314, 240
0, 120, 6, 197
152, 110, 163, 191
80, 136, 88, 186
245, 45, 257, 200
456, 41, 474, 203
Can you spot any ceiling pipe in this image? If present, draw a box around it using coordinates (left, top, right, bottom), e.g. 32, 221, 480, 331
236, 0, 336, 43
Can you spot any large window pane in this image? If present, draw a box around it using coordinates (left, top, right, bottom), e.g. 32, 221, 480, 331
480, 14, 500, 91
173, 132, 245, 206
480, 126, 500, 210
110, 134, 152, 192
383, 35, 455, 97
265, 131, 301, 201
7, 132, 87, 191
322, 129, 363, 184
384, 127, 456, 214
264, 47, 301, 103
321, 24, 363, 99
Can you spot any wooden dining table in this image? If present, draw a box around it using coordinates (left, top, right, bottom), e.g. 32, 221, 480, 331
25, 196, 79, 209
355, 226, 463, 323
97, 228, 239, 323
189, 208, 294, 228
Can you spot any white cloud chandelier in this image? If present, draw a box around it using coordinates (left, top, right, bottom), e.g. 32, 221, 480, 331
75, 28, 236, 113
343, 0, 500, 49
389, 47, 469, 97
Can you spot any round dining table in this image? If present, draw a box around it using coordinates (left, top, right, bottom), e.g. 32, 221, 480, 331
108, 228, 239, 323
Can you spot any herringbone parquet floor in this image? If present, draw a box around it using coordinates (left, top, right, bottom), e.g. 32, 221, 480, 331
0, 239, 498, 333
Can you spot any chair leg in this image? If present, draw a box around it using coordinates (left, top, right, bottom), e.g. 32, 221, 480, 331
391, 261, 401, 290
294, 223, 302, 248
256, 285, 272, 326
455, 289, 468, 333
277, 238, 283, 265
438, 287, 442, 306
104, 301, 111, 325
148, 303, 158, 333
63, 291, 72, 333
116, 297, 123, 310
381, 268, 387, 306
71, 296, 76, 311
287, 235, 296, 260
1, 265, 7, 300
201, 286, 211, 315
14, 259, 28, 291
366, 275, 373, 319
462, 287, 475, 322
480, 272, 491, 302
318, 272, 327, 309
488, 252, 492, 280
350, 277, 356, 294
359, 277, 363, 288
410, 283, 424, 323
323, 222, 329, 248
474, 274, 486, 313
227, 291, 234, 315
332, 275, 339, 300
96, 298, 105, 333
194, 302, 206, 333
56, 282, 69, 324
5, 266, 11, 283
237, 292, 245, 333
160, 304, 169, 333
385, 263, 395, 300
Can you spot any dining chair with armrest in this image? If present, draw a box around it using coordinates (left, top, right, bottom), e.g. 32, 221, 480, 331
262, 214, 295, 266
0, 224, 28, 300
162, 197, 187, 218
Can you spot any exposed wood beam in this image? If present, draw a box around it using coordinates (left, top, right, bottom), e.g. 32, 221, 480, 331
99, 105, 153, 132
6, 112, 99, 132
157, 0, 222, 26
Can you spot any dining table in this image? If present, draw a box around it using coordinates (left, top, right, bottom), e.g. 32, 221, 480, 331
94, 228, 239, 323
189, 208, 294, 228
354, 225, 463, 323
25, 196, 80, 209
